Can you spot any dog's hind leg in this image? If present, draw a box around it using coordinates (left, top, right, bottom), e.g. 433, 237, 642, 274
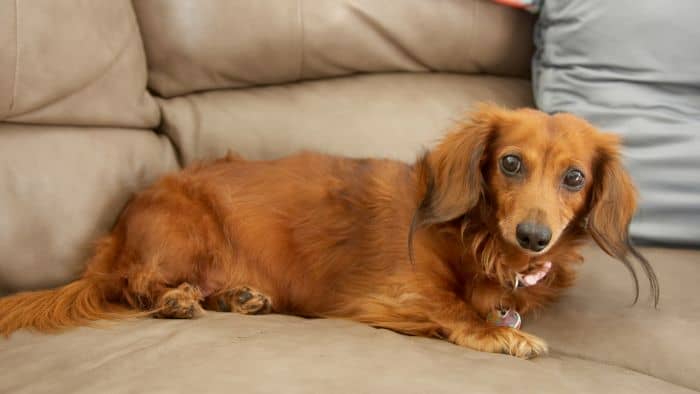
203, 286, 272, 315
152, 283, 205, 319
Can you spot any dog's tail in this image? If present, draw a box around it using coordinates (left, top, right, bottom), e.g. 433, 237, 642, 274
0, 235, 143, 337
0, 277, 131, 337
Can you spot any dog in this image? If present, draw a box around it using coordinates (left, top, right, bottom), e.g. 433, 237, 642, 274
0, 104, 658, 358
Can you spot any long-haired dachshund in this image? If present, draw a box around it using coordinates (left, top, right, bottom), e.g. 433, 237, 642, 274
0, 104, 658, 358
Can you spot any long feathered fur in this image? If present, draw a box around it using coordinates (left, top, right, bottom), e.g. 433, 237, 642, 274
0, 105, 658, 359
0, 236, 130, 336
0, 280, 114, 336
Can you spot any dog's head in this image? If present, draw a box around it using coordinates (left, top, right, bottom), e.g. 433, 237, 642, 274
412, 104, 658, 305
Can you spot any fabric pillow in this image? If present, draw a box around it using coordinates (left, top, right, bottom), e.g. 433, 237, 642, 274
491, 0, 541, 13
533, 0, 700, 247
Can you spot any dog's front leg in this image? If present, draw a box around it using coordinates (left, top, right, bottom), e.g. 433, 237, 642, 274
427, 291, 548, 359
444, 321, 548, 359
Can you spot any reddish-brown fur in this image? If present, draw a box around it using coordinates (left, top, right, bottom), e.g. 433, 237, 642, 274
0, 105, 657, 358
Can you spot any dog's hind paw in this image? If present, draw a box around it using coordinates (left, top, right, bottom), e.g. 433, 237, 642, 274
154, 283, 204, 319
205, 286, 272, 315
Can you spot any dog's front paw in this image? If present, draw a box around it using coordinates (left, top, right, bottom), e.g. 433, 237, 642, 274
494, 327, 548, 359
451, 326, 548, 359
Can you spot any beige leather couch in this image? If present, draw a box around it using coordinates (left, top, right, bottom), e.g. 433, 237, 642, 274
1, 2, 698, 393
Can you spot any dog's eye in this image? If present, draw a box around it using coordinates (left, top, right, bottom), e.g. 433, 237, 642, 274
563, 169, 585, 190
500, 155, 522, 176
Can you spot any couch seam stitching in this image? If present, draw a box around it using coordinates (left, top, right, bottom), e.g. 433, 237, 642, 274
469, 0, 479, 74
297, 0, 305, 81
128, 0, 162, 131
9, 0, 20, 112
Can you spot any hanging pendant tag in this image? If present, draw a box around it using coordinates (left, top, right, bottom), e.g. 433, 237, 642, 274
487, 308, 522, 329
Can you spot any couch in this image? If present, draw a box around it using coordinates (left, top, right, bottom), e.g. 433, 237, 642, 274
1, 1, 698, 393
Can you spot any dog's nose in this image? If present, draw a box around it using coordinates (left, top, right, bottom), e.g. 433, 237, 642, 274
516, 222, 552, 252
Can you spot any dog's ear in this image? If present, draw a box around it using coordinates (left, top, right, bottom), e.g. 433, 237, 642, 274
586, 133, 659, 306
413, 104, 504, 227
587, 133, 637, 258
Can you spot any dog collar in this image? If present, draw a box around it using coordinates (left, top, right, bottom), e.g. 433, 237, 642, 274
487, 308, 522, 329
488, 261, 552, 329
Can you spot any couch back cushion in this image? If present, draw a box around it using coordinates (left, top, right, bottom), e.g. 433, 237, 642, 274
0, 0, 170, 293
0, 0, 158, 128
134, 0, 534, 97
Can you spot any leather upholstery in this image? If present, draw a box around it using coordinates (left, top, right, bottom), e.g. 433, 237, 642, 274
0, 125, 178, 293
159, 73, 533, 164
1, 246, 698, 393
0, 0, 536, 294
2, 2, 696, 393
134, 0, 534, 97
0, 0, 159, 128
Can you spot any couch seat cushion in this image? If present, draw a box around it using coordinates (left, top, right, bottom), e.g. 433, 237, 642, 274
1, 246, 697, 393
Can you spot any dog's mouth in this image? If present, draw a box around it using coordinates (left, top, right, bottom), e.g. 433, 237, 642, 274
512, 261, 552, 289
517, 246, 550, 257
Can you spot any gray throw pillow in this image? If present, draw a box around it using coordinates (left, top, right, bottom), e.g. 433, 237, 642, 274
533, 0, 700, 247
